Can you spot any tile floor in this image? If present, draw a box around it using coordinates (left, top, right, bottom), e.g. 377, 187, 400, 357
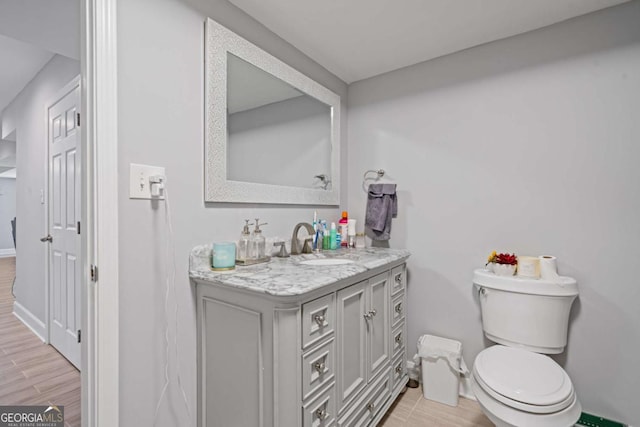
380, 384, 493, 426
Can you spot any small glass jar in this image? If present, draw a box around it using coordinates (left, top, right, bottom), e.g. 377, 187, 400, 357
355, 232, 366, 249
212, 242, 236, 270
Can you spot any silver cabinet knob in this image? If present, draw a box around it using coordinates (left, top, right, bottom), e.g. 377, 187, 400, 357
366, 402, 375, 412
395, 303, 402, 314
314, 313, 325, 326
315, 408, 328, 420
395, 333, 403, 344
313, 361, 325, 374
395, 364, 403, 374
40, 235, 53, 242
395, 274, 402, 284
364, 309, 377, 320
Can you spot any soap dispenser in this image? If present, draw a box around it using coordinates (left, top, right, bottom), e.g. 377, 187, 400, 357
250, 218, 267, 259
237, 220, 253, 262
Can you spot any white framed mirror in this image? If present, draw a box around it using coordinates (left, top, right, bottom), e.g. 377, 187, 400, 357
205, 18, 341, 204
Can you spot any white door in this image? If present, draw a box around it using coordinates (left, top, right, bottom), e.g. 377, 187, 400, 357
47, 77, 81, 369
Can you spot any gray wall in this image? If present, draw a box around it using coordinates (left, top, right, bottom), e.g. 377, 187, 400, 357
0, 55, 80, 323
116, 0, 347, 424
347, 2, 640, 424
0, 177, 16, 251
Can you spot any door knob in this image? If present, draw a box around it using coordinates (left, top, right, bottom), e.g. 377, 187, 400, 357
40, 235, 53, 242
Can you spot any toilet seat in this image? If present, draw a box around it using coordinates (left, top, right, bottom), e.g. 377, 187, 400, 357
474, 346, 574, 414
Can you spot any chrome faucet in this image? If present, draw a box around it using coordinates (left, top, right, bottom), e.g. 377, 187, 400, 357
291, 222, 315, 255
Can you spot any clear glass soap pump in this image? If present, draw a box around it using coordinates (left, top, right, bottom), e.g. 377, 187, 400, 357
251, 218, 268, 259
237, 219, 253, 261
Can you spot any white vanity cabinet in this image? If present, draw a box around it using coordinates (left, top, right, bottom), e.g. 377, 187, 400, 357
335, 273, 390, 415
190, 247, 409, 427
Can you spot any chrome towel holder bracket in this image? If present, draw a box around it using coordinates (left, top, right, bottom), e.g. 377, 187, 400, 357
362, 169, 386, 193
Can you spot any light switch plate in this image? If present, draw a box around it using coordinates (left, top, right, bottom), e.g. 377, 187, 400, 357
129, 163, 165, 199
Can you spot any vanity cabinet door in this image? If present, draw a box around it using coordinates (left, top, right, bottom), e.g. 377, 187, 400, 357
366, 273, 390, 381
336, 280, 367, 412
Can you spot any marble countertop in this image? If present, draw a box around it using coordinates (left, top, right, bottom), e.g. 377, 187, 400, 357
189, 245, 410, 297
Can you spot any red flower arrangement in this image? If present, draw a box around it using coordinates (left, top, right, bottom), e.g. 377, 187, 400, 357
495, 253, 517, 265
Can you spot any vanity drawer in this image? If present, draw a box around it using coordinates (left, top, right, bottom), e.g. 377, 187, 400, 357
391, 292, 405, 328
302, 338, 336, 401
391, 323, 405, 358
337, 371, 391, 427
302, 293, 335, 350
303, 382, 336, 427
391, 352, 406, 391
390, 265, 405, 296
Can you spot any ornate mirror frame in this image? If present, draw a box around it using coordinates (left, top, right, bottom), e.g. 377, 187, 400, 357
205, 18, 341, 205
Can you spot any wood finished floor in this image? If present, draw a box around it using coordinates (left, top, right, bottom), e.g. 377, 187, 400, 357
0, 257, 80, 427
381, 386, 493, 426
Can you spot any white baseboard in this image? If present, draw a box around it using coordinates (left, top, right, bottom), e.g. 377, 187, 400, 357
0, 248, 16, 258
13, 301, 46, 342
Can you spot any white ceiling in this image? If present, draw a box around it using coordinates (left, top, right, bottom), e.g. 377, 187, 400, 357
0, 168, 16, 178
0, 139, 16, 176
0, 0, 79, 60
229, 0, 629, 83
0, 34, 54, 114
0, 0, 79, 115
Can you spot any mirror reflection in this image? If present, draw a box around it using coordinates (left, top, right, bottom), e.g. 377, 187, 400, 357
226, 54, 332, 190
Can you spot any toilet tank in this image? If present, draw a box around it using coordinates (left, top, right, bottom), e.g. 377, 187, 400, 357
473, 269, 578, 354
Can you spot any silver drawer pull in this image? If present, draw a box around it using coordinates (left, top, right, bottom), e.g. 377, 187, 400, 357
395, 333, 403, 344
366, 402, 375, 412
394, 274, 402, 284
315, 408, 328, 420
395, 364, 403, 374
313, 361, 325, 374
363, 309, 377, 320
313, 313, 325, 326
395, 303, 402, 314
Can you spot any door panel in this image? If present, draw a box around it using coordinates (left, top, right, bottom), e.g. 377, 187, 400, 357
336, 281, 367, 412
48, 78, 81, 369
367, 273, 390, 380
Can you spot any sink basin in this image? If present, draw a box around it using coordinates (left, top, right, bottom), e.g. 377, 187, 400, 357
300, 259, 355, 266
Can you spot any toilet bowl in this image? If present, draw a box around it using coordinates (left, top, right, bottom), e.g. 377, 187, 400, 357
471, 345, 581, 427
472, 269, 581, 427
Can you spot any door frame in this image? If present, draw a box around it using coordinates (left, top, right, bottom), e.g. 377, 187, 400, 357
81, 0, 119, 426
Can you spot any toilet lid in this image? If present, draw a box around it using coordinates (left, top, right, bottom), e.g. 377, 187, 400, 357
475, 346, 574, 408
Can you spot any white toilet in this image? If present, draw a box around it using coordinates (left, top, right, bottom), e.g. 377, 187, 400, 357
471, 269, 581, 427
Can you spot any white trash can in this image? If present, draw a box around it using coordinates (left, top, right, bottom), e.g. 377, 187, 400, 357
417, 334, 468, 407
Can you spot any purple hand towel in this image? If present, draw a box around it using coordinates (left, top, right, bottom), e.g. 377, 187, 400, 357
365, 183, 397, 241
